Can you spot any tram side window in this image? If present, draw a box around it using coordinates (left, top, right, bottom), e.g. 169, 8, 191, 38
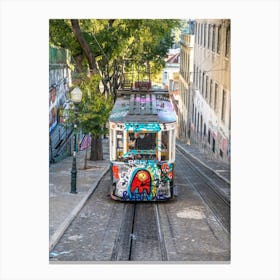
116, 131, 123, 159
161, 131, 169, 161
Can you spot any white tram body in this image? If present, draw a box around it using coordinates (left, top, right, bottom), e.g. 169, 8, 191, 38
109, 87, 177, 201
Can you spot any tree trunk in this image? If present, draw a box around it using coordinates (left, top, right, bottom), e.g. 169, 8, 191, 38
83, 147, 88, 169
108, 19, 115, 28
72, 54, 86, 73
90, 135, 103, 161
70, 19, 98, 75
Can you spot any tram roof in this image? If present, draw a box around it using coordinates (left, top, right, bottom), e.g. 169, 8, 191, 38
109, 90, 177, 124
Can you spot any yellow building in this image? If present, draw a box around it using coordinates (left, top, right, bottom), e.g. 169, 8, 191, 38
179, 19, 231, 162
178, 22, 194, 141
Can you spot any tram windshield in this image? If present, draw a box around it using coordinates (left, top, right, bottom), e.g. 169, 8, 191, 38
125, 132, 157, 160
128, 132, 156, 150
112, 128, 174, 162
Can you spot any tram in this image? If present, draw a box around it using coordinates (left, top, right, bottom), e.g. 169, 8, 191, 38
109, 81, 177, 201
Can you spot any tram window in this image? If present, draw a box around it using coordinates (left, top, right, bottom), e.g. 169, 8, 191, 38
116, 131, 123, 159
128, 133, 135, 149
161, 131, 169, 161
116, 131, 123, 148
128, 132, 156, 150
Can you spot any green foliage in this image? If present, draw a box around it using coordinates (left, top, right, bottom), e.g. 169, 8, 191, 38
78, 75, 113, 137
117, 19, 181, 70
49, 19, 181, 94
62, 74, 113, 137
49, 19, 81, 56
50, 19, 182, 158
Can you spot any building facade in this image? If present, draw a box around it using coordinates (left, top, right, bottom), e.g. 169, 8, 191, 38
162, 48, 180, 91
178, 22, 194, 141
179, 19, 231, 163
49, 46, 74, 163
49, 47, 72, 132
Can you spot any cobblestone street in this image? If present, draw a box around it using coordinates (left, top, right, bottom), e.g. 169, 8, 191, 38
49, 149, 230, 262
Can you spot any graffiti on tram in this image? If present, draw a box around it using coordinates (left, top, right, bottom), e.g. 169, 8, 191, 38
112, 160, 174, 201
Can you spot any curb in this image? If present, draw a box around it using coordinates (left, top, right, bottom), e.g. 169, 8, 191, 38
49, 164, 110, 252
176, 143, 230, 184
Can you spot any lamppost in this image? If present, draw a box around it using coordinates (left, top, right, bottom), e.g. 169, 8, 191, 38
70, 86, 83, 194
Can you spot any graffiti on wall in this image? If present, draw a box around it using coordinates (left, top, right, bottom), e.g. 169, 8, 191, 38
112, 160, 174, 201
49, 87, 57, 131
217, 131, 228, 154
49, 67, 69, 132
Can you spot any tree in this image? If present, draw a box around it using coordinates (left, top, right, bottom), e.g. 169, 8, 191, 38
78, 75, 113, 161
49, 19, 182, 160
70, 19, 99, 75
64, 74, 113, 164
87, 19, 182, 99
50, 19, 182, 93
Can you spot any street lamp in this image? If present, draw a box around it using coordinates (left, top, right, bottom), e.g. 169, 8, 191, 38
70, 86, 83, 194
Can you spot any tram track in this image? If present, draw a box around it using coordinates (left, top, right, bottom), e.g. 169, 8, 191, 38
50, 169, 169, 262
176, 147, 231, 233
176, 146, 230, 204
50, 159, 230, 262
111, 202, 167, 261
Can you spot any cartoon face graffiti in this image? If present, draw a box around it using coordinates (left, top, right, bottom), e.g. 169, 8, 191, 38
161, 163, 170, 173
137, 170, 148, 181
130, 169, 151, 195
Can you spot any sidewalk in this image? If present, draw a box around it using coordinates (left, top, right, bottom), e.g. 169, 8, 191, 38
49, 138, 110, 251
176, 139, 231, 182
49, 137, 230, 252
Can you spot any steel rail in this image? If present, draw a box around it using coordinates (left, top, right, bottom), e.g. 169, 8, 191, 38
176, 147, 230, 205
176, 150, 230, 233
154, 203, 168, 261
176, 143, 230, 184
111, 202, 167, 261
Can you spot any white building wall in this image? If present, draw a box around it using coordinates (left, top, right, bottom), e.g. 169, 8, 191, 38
178, 29, 194, 141
162, 64, 180, 89
191, 19, 231, 161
